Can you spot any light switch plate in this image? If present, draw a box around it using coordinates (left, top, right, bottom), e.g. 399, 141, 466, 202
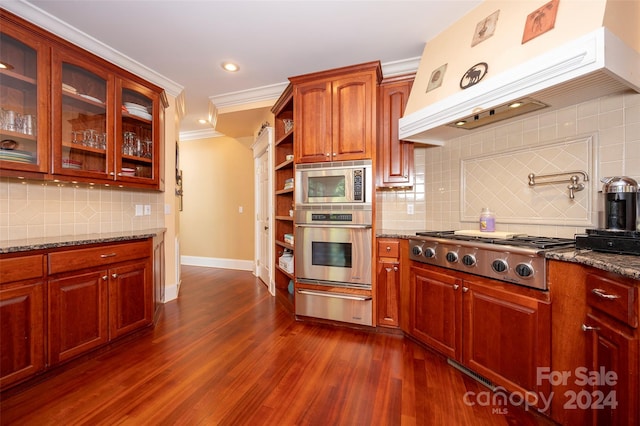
135, 205, 143, 216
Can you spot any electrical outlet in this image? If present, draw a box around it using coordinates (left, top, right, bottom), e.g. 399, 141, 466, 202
135, 205, 143, 216
407, 204, 414, 215
144, 205, 151, 215
238, 206, 243, 213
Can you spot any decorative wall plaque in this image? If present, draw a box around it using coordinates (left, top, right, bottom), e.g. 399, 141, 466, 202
426, 63, 447, 93
471, 10, 500, 47
522, 0, 560, 44
459, 62, 488, 89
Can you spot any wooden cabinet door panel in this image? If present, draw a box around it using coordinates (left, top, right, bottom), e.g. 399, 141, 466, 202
332, 74, 373, 161
463, 279, 551, 404
409, 265, 461, 359
378, 78, 414, 187
109, 260, 153, 339
377, 260, 400, 327
48, 270, 108, 365
294, 81, 331, 163
0, 282, 45, 389
584, 313, 638, 426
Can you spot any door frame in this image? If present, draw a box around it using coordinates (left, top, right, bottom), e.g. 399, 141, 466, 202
251, 127, 274, 295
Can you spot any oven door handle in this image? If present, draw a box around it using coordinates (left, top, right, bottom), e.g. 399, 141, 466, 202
295, 224, 372, 229
296, 289, 372, 301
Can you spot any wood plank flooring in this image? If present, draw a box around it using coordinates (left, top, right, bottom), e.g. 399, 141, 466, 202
1, 266, 556, 425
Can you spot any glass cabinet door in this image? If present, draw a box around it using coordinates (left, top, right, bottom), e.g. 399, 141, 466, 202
115, 78, 159, 186
0, 25, 48, 173
51, 48, 113, 180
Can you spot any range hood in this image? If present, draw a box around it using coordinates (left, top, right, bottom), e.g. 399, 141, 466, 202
399, 27, 640, 145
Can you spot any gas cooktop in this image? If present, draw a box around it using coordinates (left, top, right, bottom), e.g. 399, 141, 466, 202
415, 231, 575, 250
410, 231, 576, 290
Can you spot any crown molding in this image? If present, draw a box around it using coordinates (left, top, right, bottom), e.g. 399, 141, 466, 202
207, 57, 421, 113
179, 128, 224, 141
209, 82, 290, 113
3, 0, 184, 97
381, 56, 421, 77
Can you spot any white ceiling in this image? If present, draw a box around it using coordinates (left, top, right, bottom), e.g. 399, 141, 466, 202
13, 0, 482, 136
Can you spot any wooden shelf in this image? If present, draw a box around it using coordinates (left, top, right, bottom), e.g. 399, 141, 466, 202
275, 216, 294, 221
275, 187, 294, 195
275, 159, 293, 170
275, 129, 293, 146
275, 240, 294, 251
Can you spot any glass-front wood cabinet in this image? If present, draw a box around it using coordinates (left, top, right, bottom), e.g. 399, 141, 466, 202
0, 21, 49, 174
51, 46, 113, 181
1, 9, 165, 190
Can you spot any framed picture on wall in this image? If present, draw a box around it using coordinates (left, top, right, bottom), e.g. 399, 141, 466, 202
426, 63, 447, 93
522, 0, 560, 44
471, 10, 500, 47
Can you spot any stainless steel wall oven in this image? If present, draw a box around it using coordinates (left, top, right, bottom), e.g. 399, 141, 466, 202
294, 160, 374, 326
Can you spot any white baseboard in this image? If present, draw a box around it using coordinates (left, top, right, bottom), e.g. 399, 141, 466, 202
180, 255, 255, 271
164, 279, 181, 302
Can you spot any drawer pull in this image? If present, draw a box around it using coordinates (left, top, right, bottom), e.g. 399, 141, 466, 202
102, 275, 108, 281
100, 253, 117, 258
111, 273, 118, 279
582, 324, 600, 332
592, 288, 620, 300
453, 284, 460, 290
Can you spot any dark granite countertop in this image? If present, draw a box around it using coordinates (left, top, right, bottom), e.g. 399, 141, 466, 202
0, 228, 166, 254
376, 230, 416, 239
546, 248, 640, 281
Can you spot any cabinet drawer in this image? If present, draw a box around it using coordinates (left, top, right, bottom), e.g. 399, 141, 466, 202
586, 273, 638, 328
378, 240, 400, 258
0, 255, 45, 284
48, 240, 150, 274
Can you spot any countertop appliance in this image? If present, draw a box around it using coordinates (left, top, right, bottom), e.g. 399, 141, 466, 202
409, 231, 575, 290
601, 176, 638, 231
575, 229, 640, 256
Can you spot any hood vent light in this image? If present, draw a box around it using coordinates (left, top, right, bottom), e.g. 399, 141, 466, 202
447, 97, 548, 130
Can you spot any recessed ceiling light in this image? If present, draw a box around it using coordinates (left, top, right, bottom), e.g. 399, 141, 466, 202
221, 62, 239, 72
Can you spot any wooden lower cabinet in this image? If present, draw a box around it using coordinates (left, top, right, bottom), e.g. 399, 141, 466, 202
48, 270, 109, 365
0, 283, 45, 384
109, 260, 153, 339
408, 262, 551, 410
549, 260, 639, 425
1, 239, 154, 390
376, 239, 407, 328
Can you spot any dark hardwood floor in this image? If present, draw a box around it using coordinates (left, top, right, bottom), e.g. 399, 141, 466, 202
1, 266, 556, 425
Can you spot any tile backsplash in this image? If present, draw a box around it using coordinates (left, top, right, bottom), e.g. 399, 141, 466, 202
0, 179, 164, 243
377, 92, 640, 238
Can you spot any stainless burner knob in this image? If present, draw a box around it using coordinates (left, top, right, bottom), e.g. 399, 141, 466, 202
411, 246, 422, 256
462, 254, 476, 266
515, 263, 534, 278
445, 251, 458, 263
424, 247, 436, 258
492, 259, 508, 273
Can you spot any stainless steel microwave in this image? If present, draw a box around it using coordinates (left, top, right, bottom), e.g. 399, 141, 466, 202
295, 160, 372, 205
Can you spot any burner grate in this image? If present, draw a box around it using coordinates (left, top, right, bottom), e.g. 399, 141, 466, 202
415, 231, 575, 250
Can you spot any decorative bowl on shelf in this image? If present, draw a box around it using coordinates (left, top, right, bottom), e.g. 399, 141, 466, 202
283, 119, 293, 133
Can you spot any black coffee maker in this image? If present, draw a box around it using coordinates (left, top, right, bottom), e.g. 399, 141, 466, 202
602, 176, 638, 231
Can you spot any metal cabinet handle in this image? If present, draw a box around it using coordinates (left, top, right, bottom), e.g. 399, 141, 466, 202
582, 324, 600, 332
326, 153, 330, 157
102, 275, 108, 281
111, 273, 118, 279
592, 288, 620, 300
100, 253, 117, 258
386, 246, 391, 252
393, 266, 398, 272
297, 289, 372, 301
462, 286, 469, 292
453, 284, 460, 290
109, 172, 115, 176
